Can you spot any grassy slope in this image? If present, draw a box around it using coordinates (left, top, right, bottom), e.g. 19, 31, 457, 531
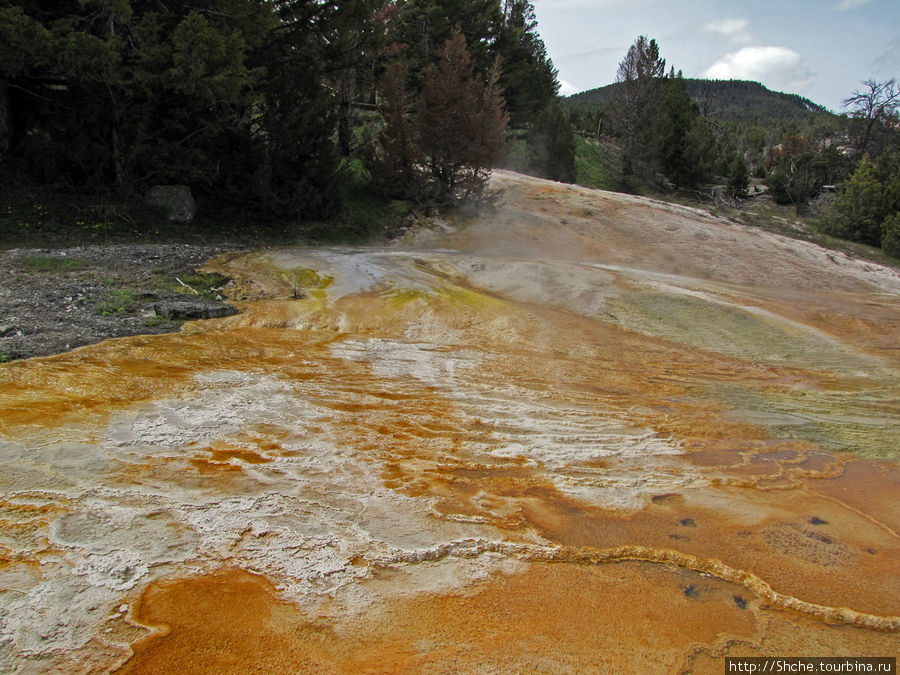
574, 136, 619, 191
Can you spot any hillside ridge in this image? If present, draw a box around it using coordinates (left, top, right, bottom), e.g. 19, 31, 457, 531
564, 78, 834, 123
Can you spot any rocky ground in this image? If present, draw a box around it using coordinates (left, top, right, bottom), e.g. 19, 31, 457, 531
0, 243, 239, 361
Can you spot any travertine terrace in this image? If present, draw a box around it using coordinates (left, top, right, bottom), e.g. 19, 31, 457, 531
1, 171, 898, 672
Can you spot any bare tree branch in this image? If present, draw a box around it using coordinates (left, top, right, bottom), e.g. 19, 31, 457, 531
842, 78, 899, 157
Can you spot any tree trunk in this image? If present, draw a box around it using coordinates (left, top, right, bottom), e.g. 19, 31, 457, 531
338, 99, 351, 156
337, 70, 356, 157
0, 79, 11, 159
111, 123, 124, 188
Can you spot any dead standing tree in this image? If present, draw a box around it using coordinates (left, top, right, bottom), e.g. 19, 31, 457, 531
843, 78, 899, 159
418, 32, 508, 203
365, 31, 507, 206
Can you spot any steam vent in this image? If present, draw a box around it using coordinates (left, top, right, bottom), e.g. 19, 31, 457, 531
2, 172, 898, 672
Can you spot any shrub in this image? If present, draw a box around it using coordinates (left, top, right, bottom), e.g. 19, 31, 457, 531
881, 213, 900, 258
820, 157, 885, 246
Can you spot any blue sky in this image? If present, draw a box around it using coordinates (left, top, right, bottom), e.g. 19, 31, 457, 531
532, 0, 899, 111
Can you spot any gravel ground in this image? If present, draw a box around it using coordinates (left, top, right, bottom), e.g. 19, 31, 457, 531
0, 243, 239, 361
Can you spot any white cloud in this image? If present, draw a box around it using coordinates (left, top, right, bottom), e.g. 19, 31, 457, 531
835, 0, 872, 10
558, 80, 579, 96
702, 18, 753, 44
704, 46, 814, 92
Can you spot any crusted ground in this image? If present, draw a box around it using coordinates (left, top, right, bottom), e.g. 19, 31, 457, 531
1, 172, 898, 672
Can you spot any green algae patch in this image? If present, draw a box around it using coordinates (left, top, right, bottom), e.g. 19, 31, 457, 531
284, 267, 333, 300
439, 283, 507, 312
606, 292, 876, 372
700, 379, 900, 460
384, 288, 427, 308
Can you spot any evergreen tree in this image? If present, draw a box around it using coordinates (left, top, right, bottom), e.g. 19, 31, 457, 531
1, 1, 126, 184
657, 75, 700, 188
682, 115, 720, 183
317, 0, 391, 156
364, 62, 422, 200
262, 0, 343, 217
613, 35, 666, 190
392, 0, 502, 85
125, 3, 270, 193
418, 31, 507, 203
0, 0, 352, 218
527, 101, 575, 183
494, 0, 558, 128
821, 156, 886, 246
875, 149, 900, 213
366, 30, 507, 206
390, 0, 558, 130
763, 128, 828, 207
727, 154, 750, 198
881, 213, 900, 258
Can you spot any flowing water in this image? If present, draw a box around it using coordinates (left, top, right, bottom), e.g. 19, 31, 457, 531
1, 172, 898, 672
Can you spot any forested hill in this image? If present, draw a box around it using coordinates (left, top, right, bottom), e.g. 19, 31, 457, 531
565, 79, 834, 124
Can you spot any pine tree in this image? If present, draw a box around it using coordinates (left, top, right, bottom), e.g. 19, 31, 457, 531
495, 0, 558, 128
365, 29, 508, 206
262, 0, 345, 218
527, 101, 576, 183
657, 75, 700, 188
364, 62, 423, 200
727, 155, 750, 198
821, 156, 886, 246
393, 0, 502, 86
418, 31, 507, 203
882, 213, 900, 258
613, 35, 666, 190
0, 0, 357, 218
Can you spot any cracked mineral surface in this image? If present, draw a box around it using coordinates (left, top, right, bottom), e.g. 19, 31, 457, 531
1, 172, 898, 672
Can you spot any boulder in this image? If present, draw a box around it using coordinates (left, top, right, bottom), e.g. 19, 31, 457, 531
153, 298, 238, 321
146, 185, 197, 223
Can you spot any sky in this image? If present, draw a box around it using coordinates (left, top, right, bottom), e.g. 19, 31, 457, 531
532, 0, 900, 112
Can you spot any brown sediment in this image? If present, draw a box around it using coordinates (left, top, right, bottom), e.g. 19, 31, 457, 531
120, 557, 899, 674
188, 457, 244, 475
803, 459, 900, 535
204, 442, 273, 465
119, 564, 761, 673
380, 448, 900, 618
685, 608, 900, 674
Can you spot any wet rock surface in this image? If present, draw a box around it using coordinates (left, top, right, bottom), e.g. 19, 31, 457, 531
151, 297, 238, 320
0, 172, 898, 671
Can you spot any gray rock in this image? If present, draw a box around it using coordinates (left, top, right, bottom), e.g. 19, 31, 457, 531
152, 298, 238, 320
146, 185, 197, 223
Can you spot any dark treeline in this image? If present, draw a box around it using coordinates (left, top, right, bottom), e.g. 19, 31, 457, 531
568, 79, 829, 125
1, 6, 896, 256
0, 0, 564, 219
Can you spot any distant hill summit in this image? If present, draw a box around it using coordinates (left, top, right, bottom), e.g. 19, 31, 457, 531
565, 79, 834, 124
